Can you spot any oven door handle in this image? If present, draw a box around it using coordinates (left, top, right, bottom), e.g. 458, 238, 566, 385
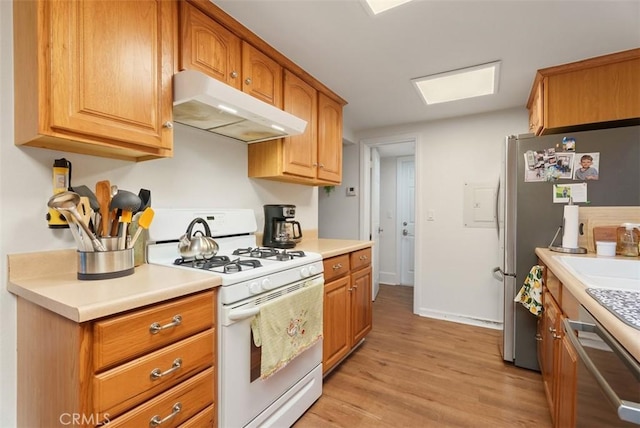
228, 307, 260, 321
563, 318, 640, 425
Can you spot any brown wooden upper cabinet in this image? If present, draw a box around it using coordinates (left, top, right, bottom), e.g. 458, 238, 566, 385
181, 0, 346, 186
242, 42, 283, 108
14, 0, 175, 162
247, 81, 343, 185
179, 1, 242, 89
527, 48, 640, 135
180, 2, 282, 108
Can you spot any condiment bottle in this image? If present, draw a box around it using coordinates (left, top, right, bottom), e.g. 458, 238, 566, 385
620, 223, 639, 257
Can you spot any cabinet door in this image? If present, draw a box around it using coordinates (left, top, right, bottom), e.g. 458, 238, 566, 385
323, 276, 351, 374
282, 70, 318, 179
242, 42, 283, 108
541, 291, 560, 418
49, 0, 173, 151
556, 333, 577, 428
351, 266, 372, 345
317, 93, 343, 183
179, 2, 241, 89
528, 79, 544, 135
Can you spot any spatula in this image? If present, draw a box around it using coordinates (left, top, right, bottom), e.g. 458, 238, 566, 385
129, 207, 155, 248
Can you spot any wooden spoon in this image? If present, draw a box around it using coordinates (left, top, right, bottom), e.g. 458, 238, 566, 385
95, 180, 111, 237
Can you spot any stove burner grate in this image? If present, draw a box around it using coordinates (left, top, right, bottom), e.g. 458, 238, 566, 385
232, 247, 306, 261
173, 254, 263, 273
174, 255, 231, 268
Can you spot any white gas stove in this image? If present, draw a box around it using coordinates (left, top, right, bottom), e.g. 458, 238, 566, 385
147, 209, 324, 428
147, 208, 323, 305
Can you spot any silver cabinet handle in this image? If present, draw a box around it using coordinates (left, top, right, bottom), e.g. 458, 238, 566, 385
332, 263, 342, 270
163, 121, 173, 129
149, 402, 182, 427
245, 77, 252, 85
150, 358, 182, 380
149, 315, 182, 334
563, 318, 640, 425
230, 71, 238, 78
319, 163, 325, 168
359, 255, 368, 261
548, 326, 561, 340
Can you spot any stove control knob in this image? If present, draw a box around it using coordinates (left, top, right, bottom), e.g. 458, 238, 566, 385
248, 281, 262, 294
300, 267, 310, 278
308, 265, 318, 276
261, 278, 273, 290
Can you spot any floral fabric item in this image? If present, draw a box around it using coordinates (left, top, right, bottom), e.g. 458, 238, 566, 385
514, 265, 544, 316
251, 280, 323, 379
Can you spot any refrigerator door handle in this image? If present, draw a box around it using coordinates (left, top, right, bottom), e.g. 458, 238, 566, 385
493, 266, 516, 280
492, 266, 503, 281
494, 177, 500, 238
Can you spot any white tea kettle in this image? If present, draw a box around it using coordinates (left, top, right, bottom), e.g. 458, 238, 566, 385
178, 218, 219, 259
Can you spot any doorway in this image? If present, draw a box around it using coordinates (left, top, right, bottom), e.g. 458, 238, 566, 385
359, 135, 418, 309
397, 156, 415, 286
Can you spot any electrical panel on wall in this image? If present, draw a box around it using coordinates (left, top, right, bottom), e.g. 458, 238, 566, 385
463, 182, 497, 228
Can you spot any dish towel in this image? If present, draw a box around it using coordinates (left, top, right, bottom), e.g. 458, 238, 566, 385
251, 280, 323, 379
514, 265, 544, 316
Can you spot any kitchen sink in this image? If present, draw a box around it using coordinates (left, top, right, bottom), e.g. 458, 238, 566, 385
554, 255, 640, 291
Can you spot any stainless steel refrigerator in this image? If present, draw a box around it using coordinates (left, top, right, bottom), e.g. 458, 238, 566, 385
495, 125, 640, 371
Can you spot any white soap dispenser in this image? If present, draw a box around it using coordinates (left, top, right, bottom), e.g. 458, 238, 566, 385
620, 223, 640, 257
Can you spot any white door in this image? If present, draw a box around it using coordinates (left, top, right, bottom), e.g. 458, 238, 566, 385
397, 157, 415, 286
371, 148, 381, 299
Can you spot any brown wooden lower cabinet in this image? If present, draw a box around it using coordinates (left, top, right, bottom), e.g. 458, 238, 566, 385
322, 247, 373, 375
16, 290, 218, 428
538, 262, 577, 428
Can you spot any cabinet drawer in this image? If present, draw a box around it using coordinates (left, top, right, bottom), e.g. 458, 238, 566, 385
350, 247, 372, 271
323, 254, 350, 282
104, 367, 214, 428
93, 291, 214, 371
181, 404, 216, 427
94, 329, 214, 417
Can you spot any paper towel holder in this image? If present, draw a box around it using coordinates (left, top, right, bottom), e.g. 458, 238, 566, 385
549, 198, 587, 253
548, 225, 587, 254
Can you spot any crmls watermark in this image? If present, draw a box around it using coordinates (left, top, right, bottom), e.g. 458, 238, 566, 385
59, 413, 111, 426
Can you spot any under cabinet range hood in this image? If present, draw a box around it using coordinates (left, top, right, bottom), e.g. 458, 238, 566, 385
173, 70, 307, 143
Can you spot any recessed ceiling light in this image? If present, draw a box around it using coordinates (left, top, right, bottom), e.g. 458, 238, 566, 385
361, 0, 413, 15
411, 61, 501, 105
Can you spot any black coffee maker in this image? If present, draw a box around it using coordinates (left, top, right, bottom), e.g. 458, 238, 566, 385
263, 204, 303, 248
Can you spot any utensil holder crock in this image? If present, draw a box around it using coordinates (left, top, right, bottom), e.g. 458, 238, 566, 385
77, 247, 134, 280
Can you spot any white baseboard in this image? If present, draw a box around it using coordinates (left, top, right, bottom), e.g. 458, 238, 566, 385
416, 308, 503, 330
379, 271, 397, 285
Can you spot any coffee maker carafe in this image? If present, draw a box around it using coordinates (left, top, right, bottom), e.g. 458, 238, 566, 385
263, 204, 303, 248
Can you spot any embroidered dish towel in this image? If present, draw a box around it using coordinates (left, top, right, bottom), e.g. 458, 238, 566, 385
251, 280, 323, 379
514, 265, 544, 316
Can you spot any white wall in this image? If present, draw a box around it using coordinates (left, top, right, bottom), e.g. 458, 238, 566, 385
358, 108, 528, 327
0, 3, 317, 424
318, 143, 360, 239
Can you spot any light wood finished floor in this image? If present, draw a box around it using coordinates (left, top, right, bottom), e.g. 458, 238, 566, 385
294, 284, 552, 427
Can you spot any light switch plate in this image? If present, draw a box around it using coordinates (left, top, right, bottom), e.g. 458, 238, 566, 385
346, 186, 357, 197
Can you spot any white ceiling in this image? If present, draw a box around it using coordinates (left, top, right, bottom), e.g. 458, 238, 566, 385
213, 0, 640, 138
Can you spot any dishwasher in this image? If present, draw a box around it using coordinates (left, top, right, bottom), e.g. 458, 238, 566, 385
563, 306, 640, 427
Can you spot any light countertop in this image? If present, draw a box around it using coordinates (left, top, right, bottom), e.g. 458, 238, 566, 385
536, 248, 640, 362
7, 249, 220, 323
296, 238, 374, 258
7, 239, 373, 323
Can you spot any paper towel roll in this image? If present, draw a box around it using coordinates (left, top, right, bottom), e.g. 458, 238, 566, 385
562, 205, 580, 249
